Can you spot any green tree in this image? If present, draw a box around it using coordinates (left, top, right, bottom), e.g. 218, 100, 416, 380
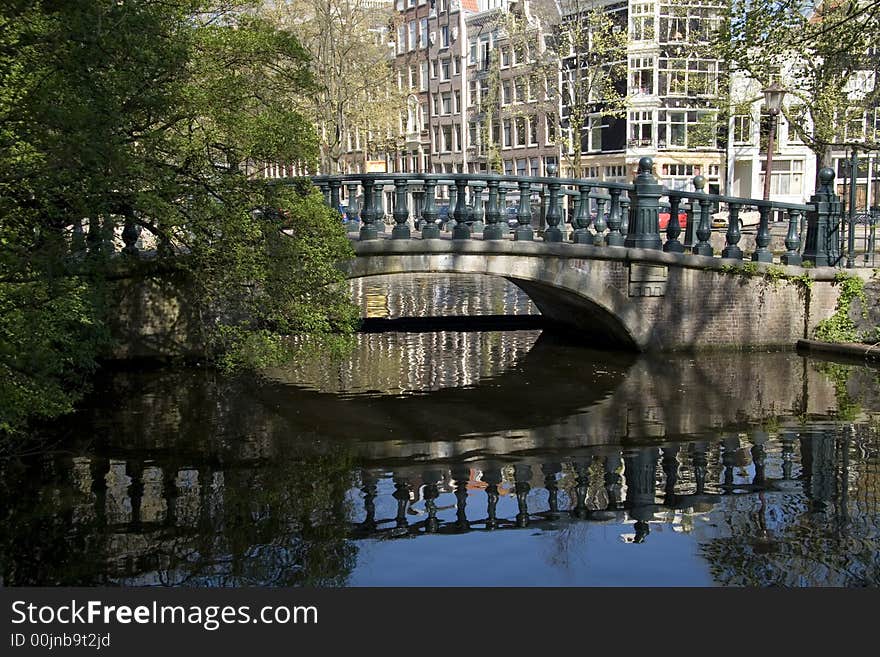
714, 0, 880, 170
0, 0, 357, 435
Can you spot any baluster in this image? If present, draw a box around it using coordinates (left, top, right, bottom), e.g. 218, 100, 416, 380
781, 208, 803, 265
544, 175, 563, 242
329, 179, 342, 216
751, 433, 768, 487
423, 479, 440, 533
452, 179, 470, 240
452, 466, 470, 531
624, 157, 662, 250
374, 183, 386, 233
593, 197, 607, 245
803, 168, 841, 267
572, 185, 593, 244
392, 179, 410, 239
392, 479, 411, 535
346, 183, 360, 233
513, 179, 533, 241
721, 437, 738, 491
620, 197, 630, 235
483, 466, 502, 530
514, 464, 532, 527
662, 446, 680, 506
543, 462, 561, 518
623, 448, 659, 543
471, 183, 485, 234
721, 202, 743, 259
71, 217, 86, 254
604, 454, 623, 508
690, 442, 708, 496
122, 211, 140, 257
447, 183, 457, 232
484, 176, 503, 240
359, 178, 378, 240
664, 194, 685, 253
692, 176, 714, 256
87, 216, 103, 256
497, 185, 510, 236
420, 179, 440, 239
606, 188, 624, 246
318, 181, 331, 206
572, 461, 590, 519
360, 472, 378, 531
752, 205, 773, 262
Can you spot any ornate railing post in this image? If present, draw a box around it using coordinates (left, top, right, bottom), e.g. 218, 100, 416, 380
497, 185, 510, 235
452, 178, 470, 240
318, 181, 331, 206
692, 176, 713, 256
683, 199, 696, 249
572, 184, 593, 244
606, 188, 624, 246
544, 175, 563, 242
471, 183, 485, 234
515, 179, 533, 241
122, 211, 140, 257
803, 168, 841, 267
71, 217, 86, 253
447, 183, 457, 231
664, 193, 684, 253
721, 203, 743, 259
484, 176, 503, 240
420, 179, 440, 239
752, 205, 773, 262
359, 178, 378, 240
374, 183, 386, 233
624, 157, 662, 250
620, 197, 630, 236
781, 209, 803, 265
329, 179, 342, 215
346, 183, 360, 233
392, 178, 410, 239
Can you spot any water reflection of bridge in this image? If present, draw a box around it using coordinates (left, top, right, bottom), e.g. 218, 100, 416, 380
3, 428, 878, 586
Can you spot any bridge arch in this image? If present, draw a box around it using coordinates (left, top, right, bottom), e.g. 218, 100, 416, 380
344, 242, 641, 349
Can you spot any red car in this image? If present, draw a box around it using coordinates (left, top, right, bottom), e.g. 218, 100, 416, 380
658, 210, 688, 230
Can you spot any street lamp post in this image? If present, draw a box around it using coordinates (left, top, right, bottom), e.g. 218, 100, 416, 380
761, 82, 786, 203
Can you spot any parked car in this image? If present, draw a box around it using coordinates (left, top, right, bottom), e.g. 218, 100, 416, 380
658, 210, 688, 230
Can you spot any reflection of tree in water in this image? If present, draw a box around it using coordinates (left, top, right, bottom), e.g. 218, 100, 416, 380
700, 429, 880, 587
0, 447, 357, 587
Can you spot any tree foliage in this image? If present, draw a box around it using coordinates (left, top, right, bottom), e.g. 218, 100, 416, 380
265, 0, 406, 173
713, 0, 880, 167
0, 0, 357, 434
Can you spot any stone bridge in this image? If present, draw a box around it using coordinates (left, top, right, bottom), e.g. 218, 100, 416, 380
319, 158, 861, 351
345, 238, 847, 351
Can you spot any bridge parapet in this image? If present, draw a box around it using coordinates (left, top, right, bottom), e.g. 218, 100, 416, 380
304, 157, 847, 269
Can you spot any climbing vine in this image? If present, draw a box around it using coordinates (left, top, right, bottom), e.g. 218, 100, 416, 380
813, 272, 866, 343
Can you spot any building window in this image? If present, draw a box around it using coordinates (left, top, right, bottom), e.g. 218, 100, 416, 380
630, 56, 654, 95
530, 158, 539, 176
761, 159, 804, 196
442, 125, 453, 152
440, 25, 449, 49
420, 18, 428, 48
630, 3, 655, 41
503, 119, 512, 147
453, 89, 461, 113
629, 110, 653, 147
441, 58, 450, 81
515, 78, 525, 103
420, 62, 429, 92
408, 21, 417, 51
397, 25, 406, 54
502, 81, 511, 105
469, 40, 477, 65
529, 116, 538, 145
587, 115, 603, 152
732, 114, 751, 145
501, 47, 510, 67
515, 117, 526, 146
454, 124, 461, 152
441, 92, 451, 115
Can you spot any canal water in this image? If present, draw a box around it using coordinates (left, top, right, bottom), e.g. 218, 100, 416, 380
2, 274, 879, 587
